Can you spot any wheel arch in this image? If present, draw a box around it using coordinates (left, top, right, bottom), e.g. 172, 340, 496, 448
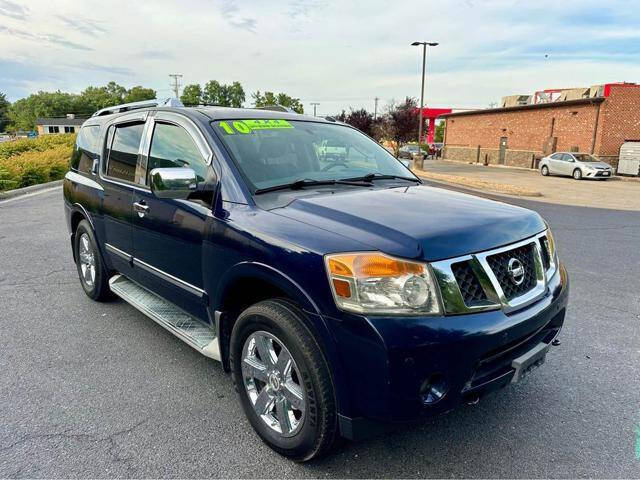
213, 262, 350, 415
69, 204, 95, 263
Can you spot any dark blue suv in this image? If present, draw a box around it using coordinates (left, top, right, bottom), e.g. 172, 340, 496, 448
64, 99, 569, 461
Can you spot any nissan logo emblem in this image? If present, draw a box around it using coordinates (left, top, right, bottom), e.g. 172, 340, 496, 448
507, 258, 525, 285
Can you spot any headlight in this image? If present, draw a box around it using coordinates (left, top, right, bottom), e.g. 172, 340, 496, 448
546, 228, 558, 264
325, 252, 442, 315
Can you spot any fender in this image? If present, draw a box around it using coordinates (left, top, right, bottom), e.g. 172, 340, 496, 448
214, 261, 352, 416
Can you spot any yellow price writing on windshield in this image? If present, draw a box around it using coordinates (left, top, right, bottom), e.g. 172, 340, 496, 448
218, 119, 293, 134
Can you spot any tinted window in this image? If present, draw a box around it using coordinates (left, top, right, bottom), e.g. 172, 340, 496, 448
213, 119, 413, 191
148, 123, 208, 183
106, 123, 144, 182
70, 125, 101, 173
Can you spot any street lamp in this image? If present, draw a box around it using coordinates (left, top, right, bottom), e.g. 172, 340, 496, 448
411, 41, 438, 145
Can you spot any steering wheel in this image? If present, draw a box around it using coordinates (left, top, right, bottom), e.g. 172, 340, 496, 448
321, 161, 349, 172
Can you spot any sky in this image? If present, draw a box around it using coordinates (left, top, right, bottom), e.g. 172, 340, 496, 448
2, 0, 640, 115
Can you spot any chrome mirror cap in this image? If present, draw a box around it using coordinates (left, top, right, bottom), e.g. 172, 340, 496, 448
149, 167, 197, 199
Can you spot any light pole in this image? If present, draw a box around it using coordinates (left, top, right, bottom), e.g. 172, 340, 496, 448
310, 102, 320, 116
411, 41, 438, 144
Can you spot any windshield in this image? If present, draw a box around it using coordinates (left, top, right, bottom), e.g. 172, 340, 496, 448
212, 119, 416, 191
573, 154, 599, 162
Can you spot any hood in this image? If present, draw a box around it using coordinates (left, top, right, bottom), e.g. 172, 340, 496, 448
272, 185, 546, 261
581, 161, 612, 169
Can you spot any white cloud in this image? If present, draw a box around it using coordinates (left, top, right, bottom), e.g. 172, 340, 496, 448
1, 0, 639, 115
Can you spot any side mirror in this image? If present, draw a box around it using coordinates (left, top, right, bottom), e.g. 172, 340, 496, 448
149, 167, 197, 199
400, 159, 411, 168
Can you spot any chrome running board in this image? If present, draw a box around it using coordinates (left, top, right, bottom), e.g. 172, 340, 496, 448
109, 274, 220, 361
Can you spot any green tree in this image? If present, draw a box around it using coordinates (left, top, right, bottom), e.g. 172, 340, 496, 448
7, 91, 78, 131
180, 84, 203, 106
79, 81, 128, 111
203, 80, 245, 107
0, 92, 10, 132
434, 120, 445, 142
124, 86, 156, 103
252, 90, 304, 114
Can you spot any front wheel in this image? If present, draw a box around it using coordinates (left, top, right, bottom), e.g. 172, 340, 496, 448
573, 168, 583, 180
230, 300, 338, 461
541, 165, 549, 176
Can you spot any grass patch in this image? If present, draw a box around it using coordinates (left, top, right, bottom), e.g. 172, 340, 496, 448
0, 134, 75, 191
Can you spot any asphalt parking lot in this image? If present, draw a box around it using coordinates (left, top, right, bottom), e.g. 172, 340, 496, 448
1, 186, 639, 478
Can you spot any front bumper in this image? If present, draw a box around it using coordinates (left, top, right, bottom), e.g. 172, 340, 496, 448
331, 263, 569, 440
584, 169, 612, 178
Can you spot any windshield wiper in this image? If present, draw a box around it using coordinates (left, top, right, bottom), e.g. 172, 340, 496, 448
340, 173, 422, 184
253, 178, 370, 195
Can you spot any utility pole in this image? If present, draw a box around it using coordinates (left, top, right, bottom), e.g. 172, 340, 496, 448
411, 42, 438, 144
169, 74, 183, 98
310, 102, 320, 116
374, 97, 379, 120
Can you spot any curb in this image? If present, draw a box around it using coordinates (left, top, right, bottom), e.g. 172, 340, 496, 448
0, 180, 63, 201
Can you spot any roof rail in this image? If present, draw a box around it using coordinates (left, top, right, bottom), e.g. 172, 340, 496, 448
92, 98, 184, 117
254, 104, 298, 114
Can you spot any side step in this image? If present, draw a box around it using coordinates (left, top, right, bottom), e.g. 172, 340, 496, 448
109, 274, 220, 361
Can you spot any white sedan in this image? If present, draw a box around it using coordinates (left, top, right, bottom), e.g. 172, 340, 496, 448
539, 152, 614, 180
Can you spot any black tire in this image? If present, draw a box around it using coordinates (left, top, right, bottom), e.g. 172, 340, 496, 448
230, 300, 337, 461
541, 165, 549, 176
573, 168, 583, 180
74, 220, 113, 301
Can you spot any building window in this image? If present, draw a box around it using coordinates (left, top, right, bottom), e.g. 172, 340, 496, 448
64, 126, 75, 133
48, 126, 60, 133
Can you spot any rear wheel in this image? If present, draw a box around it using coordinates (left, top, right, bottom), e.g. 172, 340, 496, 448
74, 220, 112, 301
573, 168, 583, 180
541, 165, 549, 176
230, 300, 338, 461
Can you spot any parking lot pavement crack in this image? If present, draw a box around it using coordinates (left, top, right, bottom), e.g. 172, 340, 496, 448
0, 418, 150, 476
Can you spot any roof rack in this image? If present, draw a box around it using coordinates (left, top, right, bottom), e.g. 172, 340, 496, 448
254, 105, 298, 114
92, 97, 184, 117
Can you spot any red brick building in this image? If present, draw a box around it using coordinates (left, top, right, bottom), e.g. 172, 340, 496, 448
442, 83, 640, 169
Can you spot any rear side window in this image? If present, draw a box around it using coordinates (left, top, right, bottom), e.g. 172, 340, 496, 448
147, 123, 209, 183
106, 123, 144, 183
70, 125, 100, 173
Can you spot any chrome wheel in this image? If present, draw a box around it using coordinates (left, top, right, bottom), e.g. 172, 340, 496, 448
242, 331, 305, 437
78, 233, 96, 288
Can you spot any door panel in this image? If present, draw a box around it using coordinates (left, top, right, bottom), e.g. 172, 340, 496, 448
101, 119, 146, 275
548, 154, 561, 174
561, 154, 575, 175
132, 116, 215, 322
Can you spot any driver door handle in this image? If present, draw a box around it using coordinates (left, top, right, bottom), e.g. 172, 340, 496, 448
133, 201, 149, 217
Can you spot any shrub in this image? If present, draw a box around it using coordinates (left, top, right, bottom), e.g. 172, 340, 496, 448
0, 133, 76, 160
0, 141, 72, 191
18, 166, 49, 188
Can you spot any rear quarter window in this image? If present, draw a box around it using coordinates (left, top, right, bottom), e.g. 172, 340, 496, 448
70, 125, 101, 173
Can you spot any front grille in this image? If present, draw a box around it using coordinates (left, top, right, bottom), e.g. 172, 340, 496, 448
486, 243, 537, 300
451, 261, 487, 307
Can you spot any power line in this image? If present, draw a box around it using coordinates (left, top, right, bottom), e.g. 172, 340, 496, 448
169, 74, 183, 98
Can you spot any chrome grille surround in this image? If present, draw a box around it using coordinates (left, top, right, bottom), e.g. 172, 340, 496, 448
431, 231, 555, 315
